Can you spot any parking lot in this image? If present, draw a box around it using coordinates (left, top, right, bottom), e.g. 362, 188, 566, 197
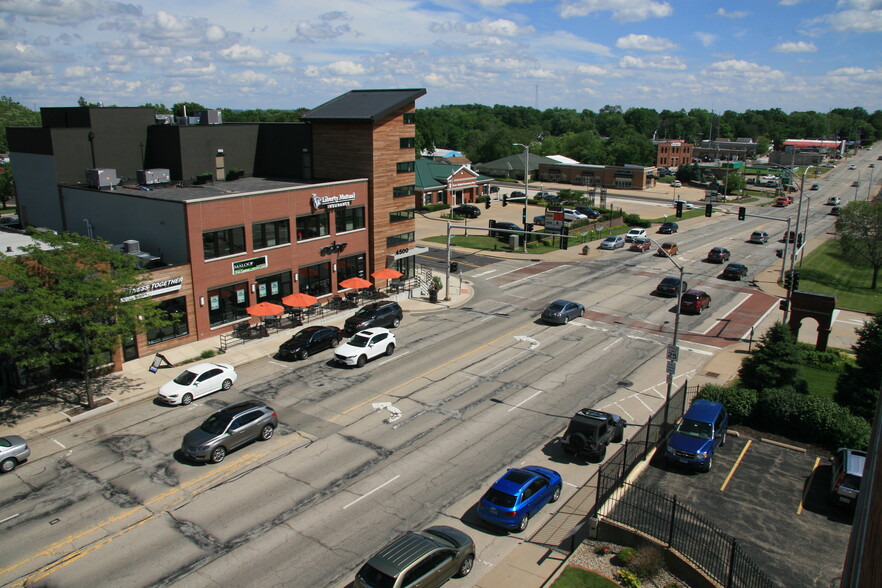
637, 434, 852, 587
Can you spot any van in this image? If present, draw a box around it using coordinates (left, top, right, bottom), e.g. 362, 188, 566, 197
830, 448, 865, 507
665, 399, 728, 472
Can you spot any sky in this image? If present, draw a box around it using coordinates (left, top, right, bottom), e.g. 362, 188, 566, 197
1, 0, 881, 114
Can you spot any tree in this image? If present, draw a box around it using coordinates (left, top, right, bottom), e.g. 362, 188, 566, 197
835, 313, 882, 421
737, 322, 805, 392
0, 231, 169, 408
836, 201, 882, 289
0, 164, 13, 209
173, 102, 207, 117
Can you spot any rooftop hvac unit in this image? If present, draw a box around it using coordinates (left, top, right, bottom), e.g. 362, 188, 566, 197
198, 109, 222, 125
85, 168, 119, 190
154, 114, 172, 125
123, 239, 140, 253
137, 168, 170, 185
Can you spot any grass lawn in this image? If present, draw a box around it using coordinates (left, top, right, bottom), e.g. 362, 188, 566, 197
550, 566, 620, 588
796, 239, 882, 314
799, 365, 840, 401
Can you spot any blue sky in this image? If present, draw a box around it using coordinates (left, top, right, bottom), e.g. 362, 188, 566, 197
2, 0, 881, 113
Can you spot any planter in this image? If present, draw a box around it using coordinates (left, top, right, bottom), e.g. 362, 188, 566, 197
62, 396, 119, 423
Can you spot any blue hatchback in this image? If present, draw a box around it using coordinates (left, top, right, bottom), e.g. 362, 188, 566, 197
477, 466, 562, 532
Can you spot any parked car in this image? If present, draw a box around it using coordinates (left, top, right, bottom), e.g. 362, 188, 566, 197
679, 289, 711, 314
671, 180, 682, 188
748, 230, 769, 244
706, 247, 731, 263
489, 185, 500, 193
158, 362, 238, 406
599, 235, 625, 250
656, 276, 687, 297
658, 221, 678, 234
541, 299, 585, 324
826, 197, 841, 206
810, 184, 820, 191
852, 180, 861, 187
452, 204, 481, 218
830, 448, 866, 507
354, 526, 475, 588
534, 190, 553, 200
510, 190, 526, 199
672, 200, 696, 210
722, 263, 749, 281
625, 228, 647, 242
476, 466, 563, 532
559, 409, 626, 461
657, 242, 678, 257
180, 400, 278, 464
574, 206, 600, 219
849, 164, 857, 170
562, 209, 588, 221
0, 435, 31, 473
277, 325, 343, 361
830, 206, 842, 216
334, 327, 396, 367
0, 215, 20, 227
533, 215, 545, 226
665, 399, 728, 472
629, 237, 652, 252
490, 221, 521, 238
343, 300, 403, 336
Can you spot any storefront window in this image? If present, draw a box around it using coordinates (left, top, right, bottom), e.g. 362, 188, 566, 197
335, 206, 365, 233
207, 283, 249, 327
255, 271, 293, 303
299, 262, 331, 297
147, 296, 190, 344
253, 219, 290, 249
296, 213, 329, 241
337, 254, 366, 287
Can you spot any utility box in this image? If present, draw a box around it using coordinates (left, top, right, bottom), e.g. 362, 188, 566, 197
137, 168, 170, 185
85, 168, 118, 190
509, 234, 520, 249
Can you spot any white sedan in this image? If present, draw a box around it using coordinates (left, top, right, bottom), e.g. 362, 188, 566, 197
334, 328, 396, 367
673, 200, 696, 210
158, 362, 238, 405
562, 209, 588, 221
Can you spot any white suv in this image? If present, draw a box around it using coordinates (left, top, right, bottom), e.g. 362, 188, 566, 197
625, 228, 647, 242
334, 328, 397, 368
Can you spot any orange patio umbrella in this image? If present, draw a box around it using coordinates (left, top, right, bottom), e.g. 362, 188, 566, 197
371, 268, 403, 280
282, 292, 318, 308
338, 276, 373, 290
246, 301, 285, 317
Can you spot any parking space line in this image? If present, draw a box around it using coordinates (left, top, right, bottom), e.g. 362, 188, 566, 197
720, 439, 751, 492
797, 457, 822, 515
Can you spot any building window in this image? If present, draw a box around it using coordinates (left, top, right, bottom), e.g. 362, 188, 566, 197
147, 296, 189, 345
403, 112, 415, 124
386, 231, 415, 247
256, 271, 293, 303
393, 185, 415, 198
390, 209, 414, 223
337, 253, 366, 287
400, 137, 415, 149
207, 282, 249, 327
396, 161, 415, 173
335, 206, 365, 233
296, 213, 329, 241
252, 219, 290, 250
203, 227, 245, 260
422, 192, 433, 207
299, 262, 331, 297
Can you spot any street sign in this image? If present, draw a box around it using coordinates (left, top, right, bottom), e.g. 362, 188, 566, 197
666, 360, 677, 375
666, 345, 679, 362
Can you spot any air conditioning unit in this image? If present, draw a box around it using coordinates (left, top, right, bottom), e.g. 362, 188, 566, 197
137, 169, 170, 185
123, 239, 140, 253
85, 168, 119, 190
198, 109, 222, 125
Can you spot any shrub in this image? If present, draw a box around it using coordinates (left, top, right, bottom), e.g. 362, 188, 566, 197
616, 569, 641, 588
698, 384, 757, 424
622, 213, 651, 228
798, 344, 849, 370
628, 545, 665, 580
594, 544, 612, 555
615, 547, 636, 566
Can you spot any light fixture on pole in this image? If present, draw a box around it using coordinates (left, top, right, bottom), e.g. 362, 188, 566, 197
513, 143, 530, 253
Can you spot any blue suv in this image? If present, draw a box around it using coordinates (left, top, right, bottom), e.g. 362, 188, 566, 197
665, 400, 728, 472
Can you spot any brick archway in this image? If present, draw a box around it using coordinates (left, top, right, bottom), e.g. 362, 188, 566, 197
788, 291, 837, 351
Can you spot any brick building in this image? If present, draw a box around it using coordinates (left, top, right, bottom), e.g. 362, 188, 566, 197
654, 139, 693, 169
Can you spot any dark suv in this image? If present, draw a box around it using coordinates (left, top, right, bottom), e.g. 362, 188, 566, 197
180, 400, 278, 464
452, 204, 481, 218
343, 300, 403, 336
560, 409, 627, 461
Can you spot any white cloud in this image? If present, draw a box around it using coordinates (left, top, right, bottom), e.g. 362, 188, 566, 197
217, 44, 295, 68
615, 34, 677, 51
167, 56, 217, 77
825, 9, 882, 32
63, 65, 99, 78
113, 10, 238, 47
326, 60, 368, 75
694, 32, 717, 48
289, 11, 355, 43
716, 8, 751, 18
534, 31, 612, 56
618, 55, 686, 70
2, 0, 141, 27
772, 40, 817, 52
559, 0, 674, 22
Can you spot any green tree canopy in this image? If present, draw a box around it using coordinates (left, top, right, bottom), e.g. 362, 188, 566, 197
835, 313, 882, 421
737, 322, 805, 392
836, 201, 882, 289
0, 231, 169, 407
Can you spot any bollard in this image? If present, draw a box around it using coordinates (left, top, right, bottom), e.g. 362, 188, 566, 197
582, 245, 589, 255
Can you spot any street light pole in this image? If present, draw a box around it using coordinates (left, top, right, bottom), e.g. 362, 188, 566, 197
648, 237, 684, 430
513, 143, 530, 253
855, 170, 862, 202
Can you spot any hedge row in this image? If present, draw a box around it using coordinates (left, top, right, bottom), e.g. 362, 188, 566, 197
698, 384, 870, 450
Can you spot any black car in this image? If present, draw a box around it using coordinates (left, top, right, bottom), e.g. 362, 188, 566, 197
452, 204, 481, 218
658, 221, 679, 234
574, 206, 600, 219
560, 409, 626, 461
656, 276, 687, 297
490, 221, 521, 238
722, 263, 748, 280
510, 190, 526, 199
343, 300, 403, 336
489, 185, 500, 193
277, 325, 343, 360
706, 247, 731, 263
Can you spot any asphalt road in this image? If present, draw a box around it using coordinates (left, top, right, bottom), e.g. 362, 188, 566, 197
0, 164, 864, 587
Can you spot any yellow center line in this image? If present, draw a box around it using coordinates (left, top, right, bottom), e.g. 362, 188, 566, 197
797, 456, 822, 515
720, 439, 751, 492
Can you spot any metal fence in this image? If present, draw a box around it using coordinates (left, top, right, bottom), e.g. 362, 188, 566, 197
529, 381, 777, 588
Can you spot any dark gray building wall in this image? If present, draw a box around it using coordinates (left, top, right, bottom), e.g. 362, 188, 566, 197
60, 187, 189, 264
146, 124, 259, 182
253, 122, 312, 179
8, 152, 62, 229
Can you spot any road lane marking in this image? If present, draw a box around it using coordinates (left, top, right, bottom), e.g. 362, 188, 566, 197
52, 439, 65, 449
720, 439, 751, 492
798, 457, 822, 515
602, 338, 621, 351
741, 299, 781, 341
508, 390, 543, 412
0, 513, 20, 524
472, 269, 497, 277
343, 475, 400, 510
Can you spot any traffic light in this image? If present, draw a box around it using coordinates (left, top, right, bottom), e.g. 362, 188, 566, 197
705, 203, 713, 217
449, 262, 459, 273
792, 271, 800, 290
484, 198, 490, 209
502, 194, 508, 207
784, 270, 800, 290
738, 207, 746, 221
676, 201, 683, 218
779, 299, 790, 311
525, 223, 534, 232
559, 226, 569, 250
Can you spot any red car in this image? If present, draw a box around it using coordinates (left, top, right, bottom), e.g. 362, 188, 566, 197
680, 290, 711, 314
630, 237, 652, 252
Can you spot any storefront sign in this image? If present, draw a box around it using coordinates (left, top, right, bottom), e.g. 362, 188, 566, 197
391, 246, 428, 260
448, 178, 475, 189
121, 276, 184, 302
320, 241, 348, 256
232, 256, 268, 275
311, 192, 356, 210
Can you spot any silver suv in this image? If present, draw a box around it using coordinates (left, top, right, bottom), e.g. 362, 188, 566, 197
180, 400, 278, 464
355, 526, 475, 588
830, 448, 865, 507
